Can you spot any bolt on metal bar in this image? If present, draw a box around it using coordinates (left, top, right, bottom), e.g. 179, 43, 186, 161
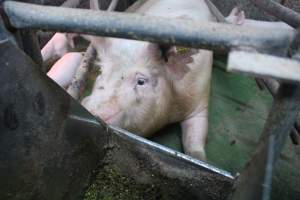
2, 1, 296, 54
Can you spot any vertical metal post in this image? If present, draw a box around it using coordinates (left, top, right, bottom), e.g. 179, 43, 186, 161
232, 33, 300, 199
1, 1, 44, 71
18, 29, 44, 70
232, 83, 300, 200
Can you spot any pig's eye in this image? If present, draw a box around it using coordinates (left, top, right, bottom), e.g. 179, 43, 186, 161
135, 73, 149, 87
137, 78, 147, 86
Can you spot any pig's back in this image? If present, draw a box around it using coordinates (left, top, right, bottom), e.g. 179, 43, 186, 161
136, 0, 214, 21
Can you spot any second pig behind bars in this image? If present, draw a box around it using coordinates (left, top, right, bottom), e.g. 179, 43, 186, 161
82, 0, 215, 160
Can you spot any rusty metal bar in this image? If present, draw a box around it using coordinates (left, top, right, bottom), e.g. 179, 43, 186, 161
67, 44, 96, 99
2, 1, 295, 54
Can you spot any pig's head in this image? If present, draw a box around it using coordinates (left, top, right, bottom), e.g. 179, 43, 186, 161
82, 37, 196, 136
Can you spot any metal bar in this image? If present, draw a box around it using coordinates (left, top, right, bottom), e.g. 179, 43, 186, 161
67, 44, 96, 99
2, 1, 295, 54
204, 0, 227, 23
18, 29, 44, 70
250, 0, 300, 28
232, 31, 300, 200
61, 0, 80, 8
126, 0, 146, 12
232, 83, 300, 200
262, 135, 276, 200
232, 42, 300, 200
0, 17, 16, 45
14, 0, 66, 6
1, 3, 43, 69
260, 78, 300, 145
227, 50, 300, 83
107, 0, 119, 11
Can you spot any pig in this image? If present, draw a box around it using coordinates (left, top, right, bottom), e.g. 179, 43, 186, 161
41, 32, 77, 62
226, 7, 293, 30
47, 52, 83, 89
82, 0, 215, 161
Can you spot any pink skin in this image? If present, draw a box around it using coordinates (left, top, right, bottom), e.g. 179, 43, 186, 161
226, 7, 293, 30
82, 0, 214, 161
47, 52, 83, 88
181, 107, 208, 160
41, 32, 77, 62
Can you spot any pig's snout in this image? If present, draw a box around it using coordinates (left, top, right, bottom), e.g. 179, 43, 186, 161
88, 102, 122, 125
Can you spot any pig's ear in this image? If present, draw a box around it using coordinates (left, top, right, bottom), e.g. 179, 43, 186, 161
77, 34, 108, 50
227, 7, 245, 25
90, 0, 100, 10
90, 36, 110, 50
165, 46, 198, 80
148, 44, 196, 80
148, 44, 174, 62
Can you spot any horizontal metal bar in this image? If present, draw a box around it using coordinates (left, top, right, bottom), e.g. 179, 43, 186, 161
228, 51, 300, 83
3, 1, 296, 54
109, 125, 234, 179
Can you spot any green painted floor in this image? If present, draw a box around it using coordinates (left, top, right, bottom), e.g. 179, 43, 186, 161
151, 56, 300, 200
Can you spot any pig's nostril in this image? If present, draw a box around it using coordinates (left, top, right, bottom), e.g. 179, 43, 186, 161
98, 86, 104, 90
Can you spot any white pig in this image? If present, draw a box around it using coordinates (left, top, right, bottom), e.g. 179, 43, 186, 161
226, 7, 293, 30
41, 32, 77, 62
82, 0, 215, 160
47, 52, 83, 89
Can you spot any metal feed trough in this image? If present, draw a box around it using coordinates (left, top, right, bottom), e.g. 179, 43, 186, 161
0, 0, 299, 200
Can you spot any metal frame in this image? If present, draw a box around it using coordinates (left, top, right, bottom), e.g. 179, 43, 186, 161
3, 1, 295, 54
0, 0, 300, 200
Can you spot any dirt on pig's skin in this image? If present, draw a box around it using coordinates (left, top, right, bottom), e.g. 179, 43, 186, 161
80, 62, 101, 101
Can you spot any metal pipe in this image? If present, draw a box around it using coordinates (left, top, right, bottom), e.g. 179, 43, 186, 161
250, 0, 300, 28
61, 0, 81, 8
232, 48, 300, 200
18, 29, 44, 71
107, 0, 119, 11
204, 0, 227, 23
3, 1, 295, 54
66, 44, 96, 99
232, 84, 300, 200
